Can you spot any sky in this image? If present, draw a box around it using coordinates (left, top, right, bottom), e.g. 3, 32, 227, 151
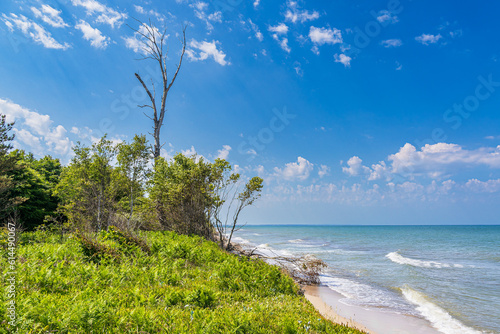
1, 0, 500, 225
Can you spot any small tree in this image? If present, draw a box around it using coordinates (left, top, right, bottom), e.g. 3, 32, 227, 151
56, 136, 119, 232
131, 20, 186, 161
211, 170, 263, 250
149, 153, 214, 237
117, 134, 150, 229
0, 114, 24, 219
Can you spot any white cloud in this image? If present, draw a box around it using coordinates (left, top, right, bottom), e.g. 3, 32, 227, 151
0, 98, 72, 156
14, 128, 42, 150
70, 0, 127, 28
190, 2, 221, 31
380, 39, 402, 48
276, 37, 291, 53
1, 14, 70, 50
274, 157, 314, 181
31, 5, 68, 28
182, 145, 197, 156
268, 23, 291, 52
75, 20, 110, 49
123, 23, 163, 53
344, 142, 500, 181
318, 164, 330, 178
253, 0, 260, 8
134, 5, 145, 14
415, 33, 442, 45
465, 179, 500, 193
284, 1, 319, 24
186, 39, 230, 66
334, 53, 351, 67
248, 19, 263, 41
309, 26, 342, 46
376, 10, 399, 24
268, 23, 288, 35
342, 156, 368, 176
216, 145, 231, 160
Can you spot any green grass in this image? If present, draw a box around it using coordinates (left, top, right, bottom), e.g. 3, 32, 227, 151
1, 228, 365, 333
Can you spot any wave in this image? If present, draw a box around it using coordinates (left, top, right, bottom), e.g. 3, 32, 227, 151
231, 236, 250, 244
321, 275, 417, 314
401, 286, 483, 334
288, 239, 305, 243
386, 251, 464, 269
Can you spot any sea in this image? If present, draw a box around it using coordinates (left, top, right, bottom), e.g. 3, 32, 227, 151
232, 225, 500, 334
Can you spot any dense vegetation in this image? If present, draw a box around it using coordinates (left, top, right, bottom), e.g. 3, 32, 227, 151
0, 228, 364, 333
1, 116, 262, 249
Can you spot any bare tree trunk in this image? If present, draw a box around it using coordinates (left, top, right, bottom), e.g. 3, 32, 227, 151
132, 21, 187, 161
128, 184, 134, 230
97, 189, 102, 232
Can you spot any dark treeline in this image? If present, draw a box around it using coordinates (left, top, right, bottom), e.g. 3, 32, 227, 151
0, 114, 263, 250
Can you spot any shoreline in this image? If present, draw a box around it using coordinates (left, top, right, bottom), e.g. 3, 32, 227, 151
303, 285, 374, 334
304, 284, 442, 334
231, 240, 443, 334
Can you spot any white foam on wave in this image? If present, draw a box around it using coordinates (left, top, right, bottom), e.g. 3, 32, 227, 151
288, 239, 305, 243
386, 251, 464, 269
232, 236, 250, 244
321, 275, 417, 314
401, 286, 484, 334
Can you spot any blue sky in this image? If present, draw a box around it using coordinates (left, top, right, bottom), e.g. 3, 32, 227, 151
1, 0, 500, 225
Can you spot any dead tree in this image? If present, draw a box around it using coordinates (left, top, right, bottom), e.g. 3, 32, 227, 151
131, 20, 186, 160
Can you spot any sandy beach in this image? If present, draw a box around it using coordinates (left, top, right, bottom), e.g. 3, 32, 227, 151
304, 285, 442, 334
303, 285, 373, 334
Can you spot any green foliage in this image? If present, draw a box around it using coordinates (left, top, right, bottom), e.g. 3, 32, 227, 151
5, 151, 62, 230
116, 134, 150, 228
149, 154, 215, 237
55, 137, 125, 232
0, 114, 23, 219
0, 230, 365, 334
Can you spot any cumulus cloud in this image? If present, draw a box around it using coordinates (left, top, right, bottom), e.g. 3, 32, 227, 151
465, 179, 500, 193
415, 33, 442, 45
284, 1, 319, 24
186, 39, 230, 65
31, 5, 68, 28
274, 157, 314, 181
0, 98, 72, 156
376, 10, 399, 24
1, 14, 70, 50
75, 20, 110, 49
318, 164, 330, 178
334, 53, 351, 67
71, 0, 127, 28
309, 26, 342, 46
253, 0, 260, 8
344, 142, 500, 181
342, 156, 368, 176
380, 39, 402, 48
268, 23, 290, 53
268, 23, 288, 34
216, 145, 231, 160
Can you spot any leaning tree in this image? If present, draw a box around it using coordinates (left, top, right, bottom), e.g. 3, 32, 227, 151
130, 20, 186, 160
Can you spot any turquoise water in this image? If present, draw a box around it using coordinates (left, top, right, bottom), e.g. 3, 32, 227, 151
233, 225, 500, 334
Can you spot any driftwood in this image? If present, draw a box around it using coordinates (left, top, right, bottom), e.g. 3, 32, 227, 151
234, 245, 327, 285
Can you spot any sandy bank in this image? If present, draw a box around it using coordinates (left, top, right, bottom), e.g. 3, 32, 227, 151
304, 285, 374, 334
